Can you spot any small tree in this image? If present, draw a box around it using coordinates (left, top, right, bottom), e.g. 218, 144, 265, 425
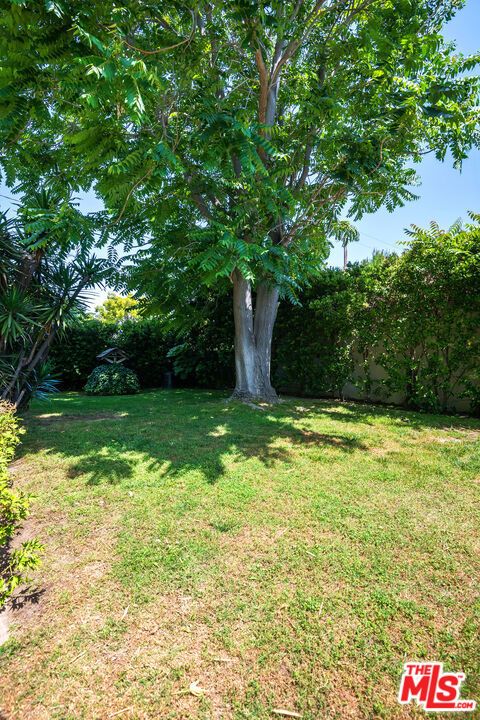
1, 1, 478, 400
96, 293, 140, 324
331, 220, 360, 270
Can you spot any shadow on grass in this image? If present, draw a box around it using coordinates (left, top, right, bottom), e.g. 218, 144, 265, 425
279, 397, 480, 431
19, 390, 479, 487
67, 453, 137, 485
10, 586, 46, 612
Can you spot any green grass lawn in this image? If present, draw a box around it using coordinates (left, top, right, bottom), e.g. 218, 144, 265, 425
1, 390, 479, 719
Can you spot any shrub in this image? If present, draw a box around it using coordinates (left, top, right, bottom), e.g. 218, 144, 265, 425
0, 401, 43, 607
84, 364, 140, 395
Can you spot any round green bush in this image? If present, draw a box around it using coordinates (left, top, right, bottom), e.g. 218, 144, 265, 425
84, 364, 140, 395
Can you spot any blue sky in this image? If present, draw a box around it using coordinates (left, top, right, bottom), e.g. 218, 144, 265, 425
1, 0, 478, 294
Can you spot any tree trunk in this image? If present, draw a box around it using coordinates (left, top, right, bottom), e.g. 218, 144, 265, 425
231, 269, 279, 402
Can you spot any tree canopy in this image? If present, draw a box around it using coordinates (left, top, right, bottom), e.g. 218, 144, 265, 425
1, 1, 478, 293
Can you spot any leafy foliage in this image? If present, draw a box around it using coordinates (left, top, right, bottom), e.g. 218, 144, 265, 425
84, 364, 140, 396
0, 401, 42, 607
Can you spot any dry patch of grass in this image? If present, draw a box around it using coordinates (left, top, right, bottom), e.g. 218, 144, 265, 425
0, 390, 479, 719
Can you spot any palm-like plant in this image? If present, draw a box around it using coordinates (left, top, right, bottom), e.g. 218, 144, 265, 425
330, 220, 360, 270
0, 191, 113, 408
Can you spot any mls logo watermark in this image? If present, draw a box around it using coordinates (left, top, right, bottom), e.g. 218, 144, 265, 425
398, 662, 476, 712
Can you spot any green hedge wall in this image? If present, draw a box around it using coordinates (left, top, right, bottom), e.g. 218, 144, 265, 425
50, 297, 236, 391
49, 319, 110, 389
273, 268, 357, 397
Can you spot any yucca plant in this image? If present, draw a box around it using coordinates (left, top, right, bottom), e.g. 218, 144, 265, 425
0, 190, 114, 408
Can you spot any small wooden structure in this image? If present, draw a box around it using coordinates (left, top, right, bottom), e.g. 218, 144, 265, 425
96, 347, 128, 365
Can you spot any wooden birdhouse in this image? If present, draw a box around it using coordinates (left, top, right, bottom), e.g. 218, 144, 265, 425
96, 347, 128, 365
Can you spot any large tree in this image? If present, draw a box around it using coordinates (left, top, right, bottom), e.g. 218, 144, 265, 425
0, 1, 478, 401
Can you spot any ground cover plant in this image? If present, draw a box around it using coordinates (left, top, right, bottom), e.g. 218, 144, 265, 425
0, 401, 42, 606
0, 389, 478, 719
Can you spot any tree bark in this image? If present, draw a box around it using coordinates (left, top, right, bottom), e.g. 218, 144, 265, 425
231, 269, 279, 402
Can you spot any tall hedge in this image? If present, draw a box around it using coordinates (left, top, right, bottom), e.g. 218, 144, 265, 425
115, 318, 175, 388
272, 268, 358, 397
353, 220, 480, 413
49, 319, 111, 390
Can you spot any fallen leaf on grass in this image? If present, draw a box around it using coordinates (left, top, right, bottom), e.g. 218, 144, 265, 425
189, 680, 206, 697
109, 708, 133, 718
70, 650, 87, 664
272, 709, 302, 718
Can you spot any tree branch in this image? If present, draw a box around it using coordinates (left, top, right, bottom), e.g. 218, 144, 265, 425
270, 0, 329, 88
231, 153, 242, 178
290, 0, 305, 23
296, 140, 313, 189
122, 10, 197, 55
282, 183, 347, 247
255, 48, 269, 125
112, 168, 153, 225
